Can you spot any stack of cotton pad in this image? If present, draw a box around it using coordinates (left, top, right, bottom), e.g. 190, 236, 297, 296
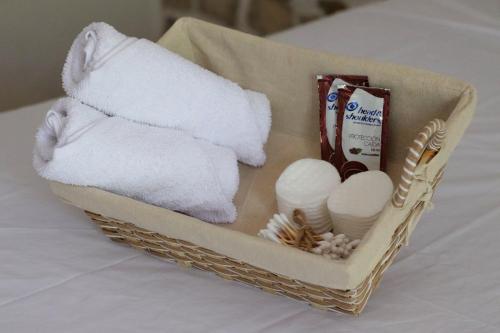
327, 171, 393, 240
276, 159, 341, 234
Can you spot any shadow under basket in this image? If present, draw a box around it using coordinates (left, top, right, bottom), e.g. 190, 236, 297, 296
50, 18, 476, 315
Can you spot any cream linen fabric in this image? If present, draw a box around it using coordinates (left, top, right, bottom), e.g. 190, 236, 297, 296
50, 17, 475, 290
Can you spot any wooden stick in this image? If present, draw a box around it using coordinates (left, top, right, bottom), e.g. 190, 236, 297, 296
293, 209, 320, 250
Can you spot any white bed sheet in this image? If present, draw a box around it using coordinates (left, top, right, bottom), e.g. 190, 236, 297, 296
1, 0, 499, 331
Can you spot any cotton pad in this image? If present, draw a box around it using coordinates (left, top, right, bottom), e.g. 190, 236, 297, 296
328, 171, 393, 239
276, 159, 341, 234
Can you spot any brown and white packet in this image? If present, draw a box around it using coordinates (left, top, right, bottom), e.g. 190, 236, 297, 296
335, 85, 390, 180
317, 75, 369, 164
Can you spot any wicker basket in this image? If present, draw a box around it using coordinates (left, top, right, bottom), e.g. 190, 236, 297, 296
49, 18, 476, 315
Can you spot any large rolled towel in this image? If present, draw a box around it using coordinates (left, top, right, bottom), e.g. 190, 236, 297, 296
62, 22, 271, 166
34, 98, 239, 223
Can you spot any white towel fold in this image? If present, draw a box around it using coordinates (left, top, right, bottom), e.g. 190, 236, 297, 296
246, 90, 272, 144
34, 98, 239, 223
62, 22, 271, 166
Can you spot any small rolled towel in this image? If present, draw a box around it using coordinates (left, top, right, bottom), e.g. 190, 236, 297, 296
62, 22, 271, 166
34, 98, 239, 223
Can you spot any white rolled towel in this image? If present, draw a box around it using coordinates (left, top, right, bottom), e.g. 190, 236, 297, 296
34, 98, 239, 223
62, 22, 271, 166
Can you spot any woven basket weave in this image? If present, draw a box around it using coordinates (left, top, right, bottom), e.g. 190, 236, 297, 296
82, 166, 443, 315
49, 18, 476, 315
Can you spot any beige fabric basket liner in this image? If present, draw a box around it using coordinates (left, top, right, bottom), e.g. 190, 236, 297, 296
50, 18, 476, 291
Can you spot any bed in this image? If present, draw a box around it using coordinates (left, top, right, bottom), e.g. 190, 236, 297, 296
1, 0, 499, 331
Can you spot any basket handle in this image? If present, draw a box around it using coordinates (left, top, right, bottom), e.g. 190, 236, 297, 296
392, 119, 447, 208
